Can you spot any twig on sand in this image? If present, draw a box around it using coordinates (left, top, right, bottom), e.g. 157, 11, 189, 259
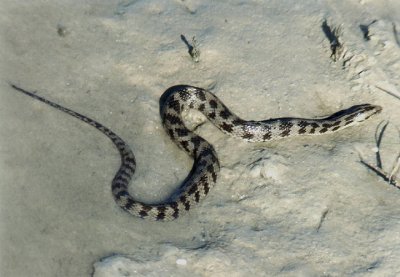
393, 22, 400, 48
375, 85, 400, 101
360, 159, 399, 188
321, 19, 343, 62
359, 121, 400, 189
180, 34, 200, 63
389, 154, 400, 181
359, 20, 377, 41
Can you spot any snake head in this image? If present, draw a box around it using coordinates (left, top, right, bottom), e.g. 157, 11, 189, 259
326, 103, 382, 123
347, 104, 382, 123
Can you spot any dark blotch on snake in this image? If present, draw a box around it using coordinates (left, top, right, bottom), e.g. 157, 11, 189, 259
200, 147, 214, 157
344, 113, 358, 121
297, 120, 308, 131
206, 164, 214, 173
112, 182, 125, 190
188, 183, 199, 195
208, 112, 216, 119
219, 109, 232, 119
168, 99, 181, 113
123, 163, 135, 173
170, 202, 180, 218
279, 121, 294, 130
196, 89, 206, 101
309, 122, 319, 134
190, 136, 202, 148
221, 122, 233, 132
319, 128, 328, 133
199, 175, 209, 186
124, 156, 135, 163
114, 173, 129, 181
139, 205, 152, 217
164, 114, 183, 125
156, 207, 167, 220
232, 119, 242, 126
124, 199, 135, 210
180, 140, 190, 152
211, 155, 218, 164
115, 140, 126, 147
298, 127, 307, 134
280, 129, 291, 137
175, 128, 189, 137
322, 121, 341, 128
178, 90, 191, 101
263, 132, 272, 140
209, 99, 218, 109
203, 182, 210, 194
184, 202, 191, 211
242, 132, 254, 140
139, 210, 148, 217
211, 172, 217, 182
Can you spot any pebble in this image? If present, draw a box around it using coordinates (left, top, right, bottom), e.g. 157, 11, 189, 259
176, 258, 187, 266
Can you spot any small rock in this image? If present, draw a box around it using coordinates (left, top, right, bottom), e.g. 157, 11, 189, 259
176, 258, 187, 266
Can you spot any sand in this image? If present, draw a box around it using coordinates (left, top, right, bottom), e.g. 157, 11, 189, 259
1, 0, 399, 276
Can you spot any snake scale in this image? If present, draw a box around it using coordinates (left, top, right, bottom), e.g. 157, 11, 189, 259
11, 84, 381, 221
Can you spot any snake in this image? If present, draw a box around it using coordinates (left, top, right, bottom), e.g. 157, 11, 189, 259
11, 84, 382, 221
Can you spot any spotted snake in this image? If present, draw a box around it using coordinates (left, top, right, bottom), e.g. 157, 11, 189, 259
11, 84, 381, 221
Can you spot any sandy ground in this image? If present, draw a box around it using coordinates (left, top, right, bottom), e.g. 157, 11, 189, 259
1, 0, 399, 276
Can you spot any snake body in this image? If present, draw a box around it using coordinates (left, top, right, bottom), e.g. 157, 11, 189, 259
11, 84, 381, 221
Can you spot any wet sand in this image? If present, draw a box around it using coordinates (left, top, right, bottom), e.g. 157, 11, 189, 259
1, 1, 399, 276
